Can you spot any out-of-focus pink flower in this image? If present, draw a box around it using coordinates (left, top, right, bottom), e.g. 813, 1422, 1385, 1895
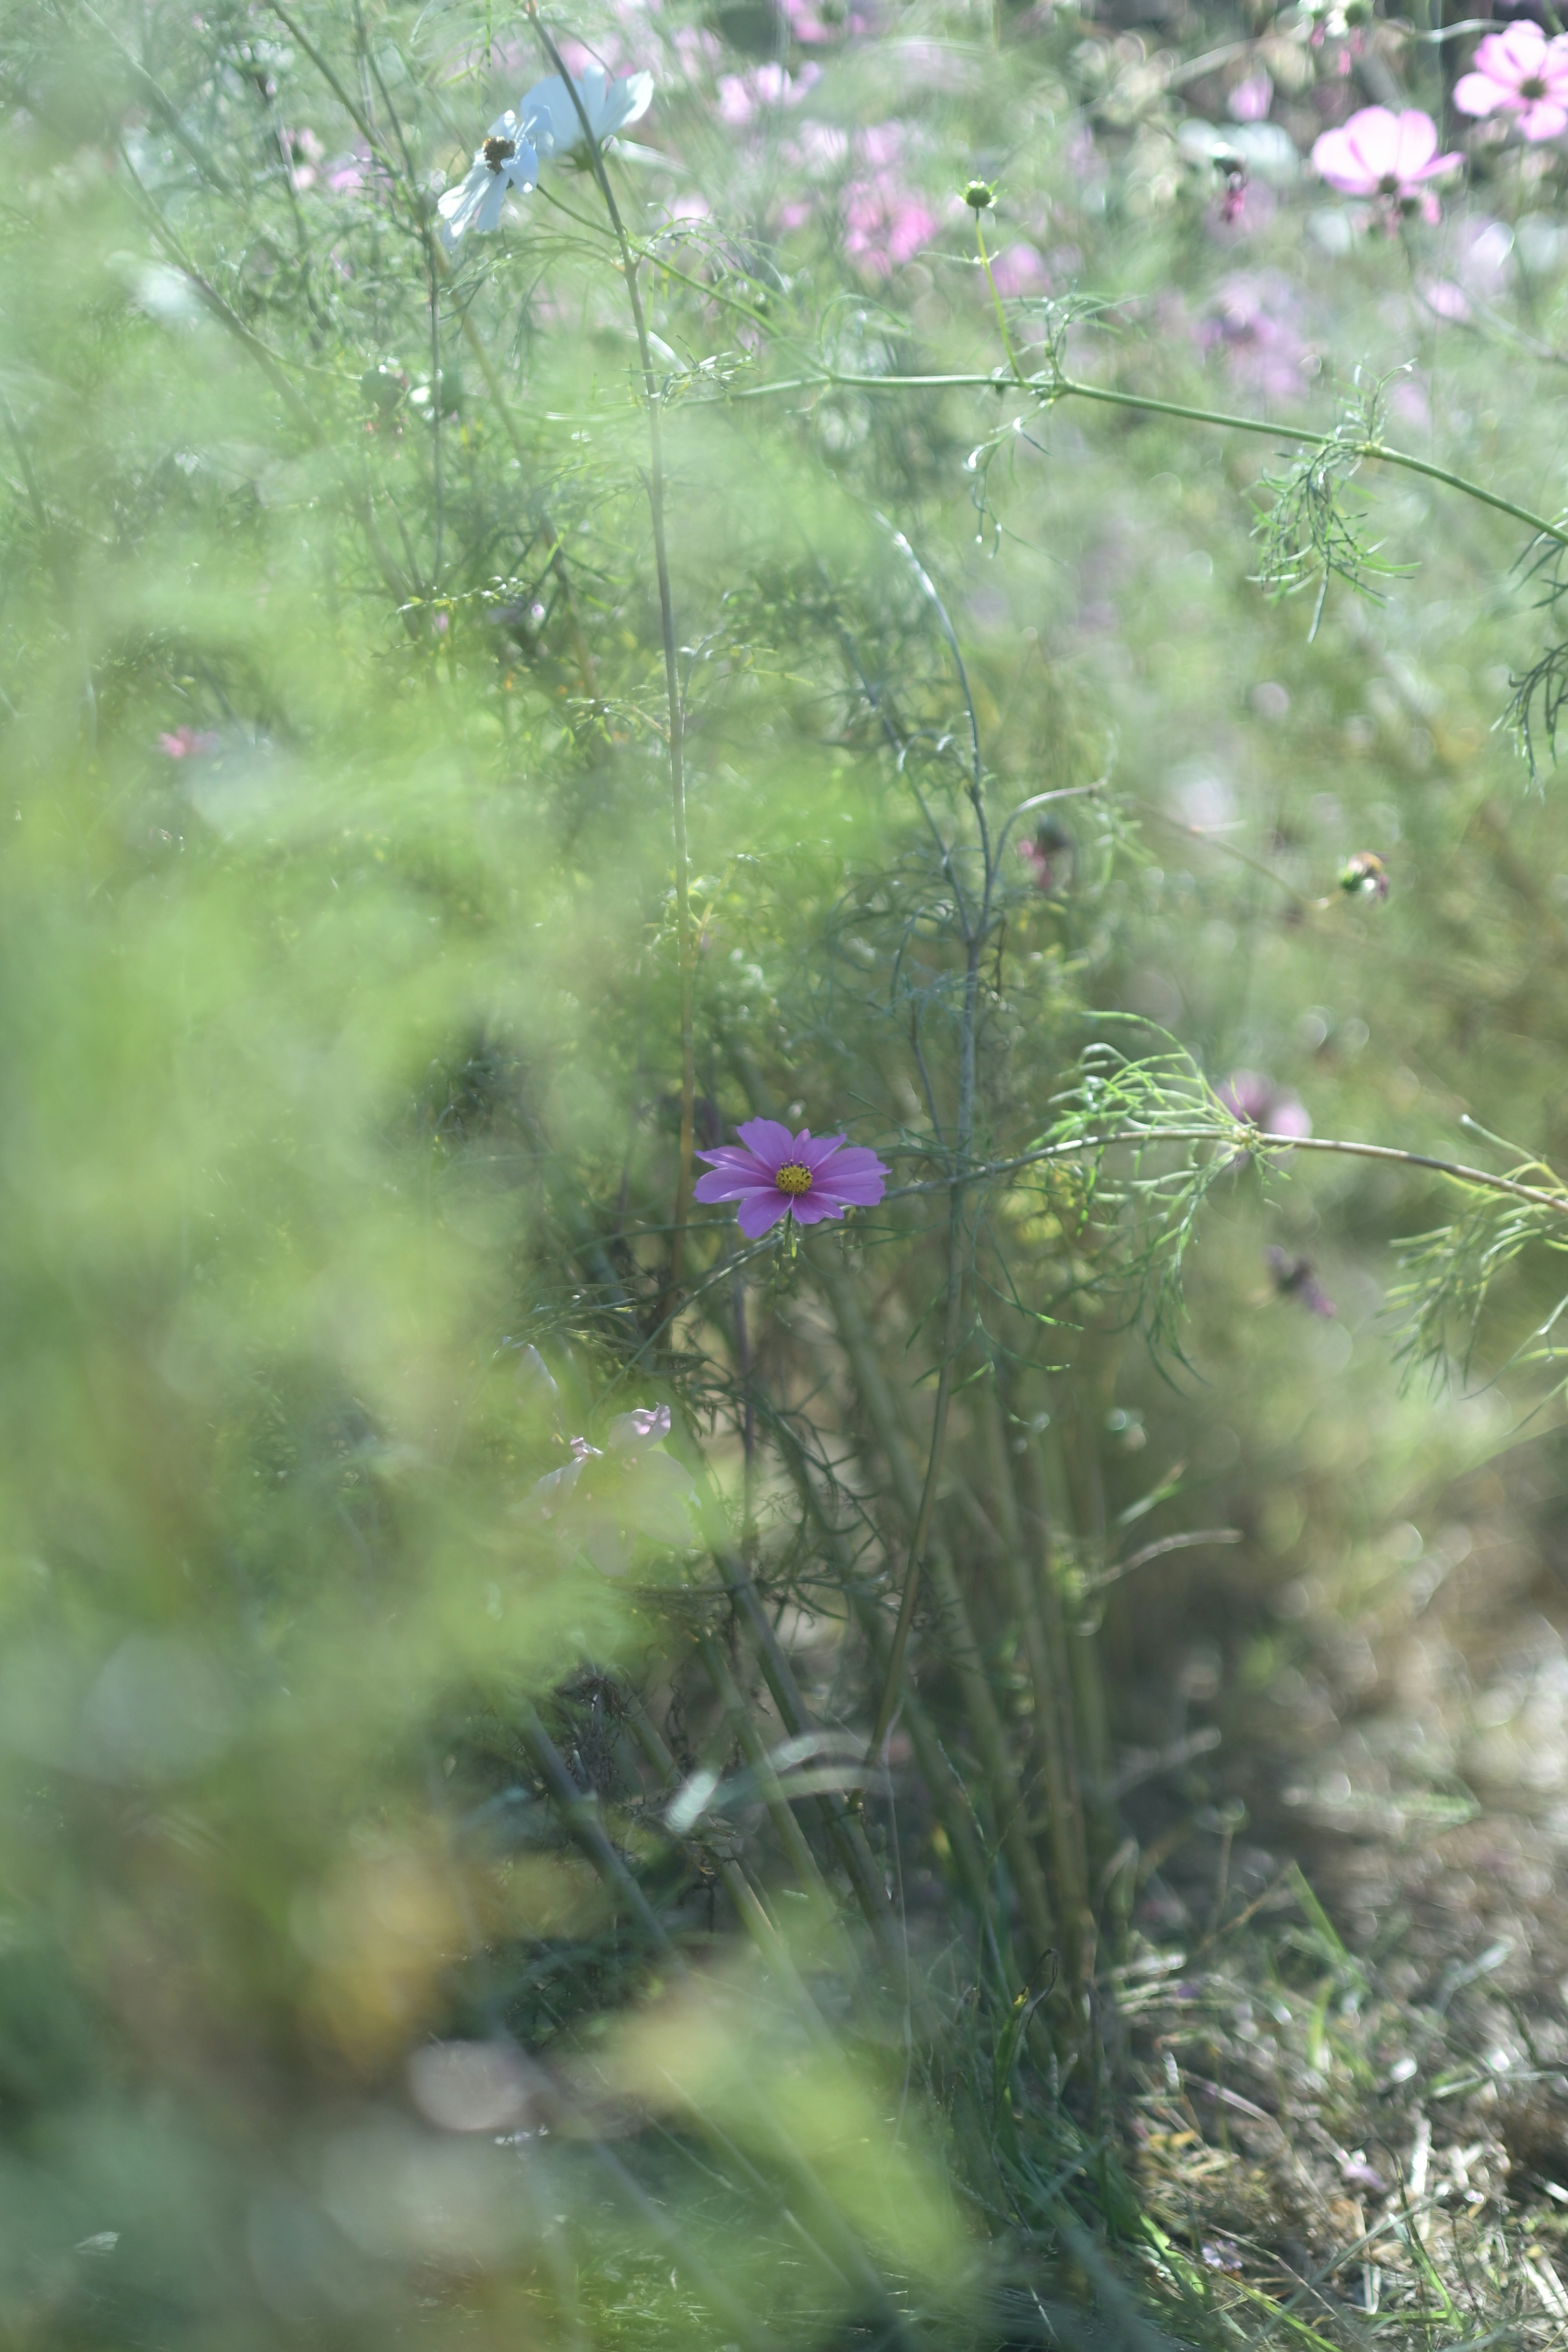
715, 61, 820, 126
1419, 276, 1470, 321
843, 172, 936, 278
280, 125, 323, 189
695, 1118, 889, 1238
156, 726, 220, 758
780, 0, 872, 43
325, 143, 370, 193
788, 120, 850, 173
1456, 21, 1568, 140
1310, 106, 1461, 224
988, 241, 1047, 296
1227, 69, 1273, 122
528, 1405, 695, 1577
1217, 1069, 1312, 1140
1197, 272, 1312, 403
858, 121, 906, 169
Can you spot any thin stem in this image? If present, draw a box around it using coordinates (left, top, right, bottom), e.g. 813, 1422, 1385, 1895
528, 11, 695, 1303
886, 1126, 1568, 1214
727, 370, 1568, 551
867, 536, 992, 1760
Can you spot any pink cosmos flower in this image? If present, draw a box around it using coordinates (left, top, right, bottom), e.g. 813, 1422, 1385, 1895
1197, 271, 1312, 403
988, 241, 1048, 297
843, 173, 936, 278
715, 62, 820, 126
156, 726, 220, 758
1310, 107, 1462, 223
694, 1118, 889, 1238
1455, 21, 1568, 140
1227, 69, 1274, 122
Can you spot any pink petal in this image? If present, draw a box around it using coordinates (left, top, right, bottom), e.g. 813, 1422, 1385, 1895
788, 1195, 844, 1225
1492, 19, 1546, 76
1457, 69, 1504, 116
1390, 109, 1439, 176
693, 1157, 768, 1202
797, 1131, 849, 1170
824, 1143, 890, 1182
1519, 96, 1568, 138
734, 1117, 794, 1169
1341, 105, 1400, 179
735, 1188, 793, 1238
1454, 70, 1503, 116
1311, 124, 1374, 192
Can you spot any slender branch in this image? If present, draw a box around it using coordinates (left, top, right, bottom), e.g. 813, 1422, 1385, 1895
866, 538, 991, 1761
725, 369, 1568, 551
528, 10, 695, 1306
885, 1126, 1568, 1214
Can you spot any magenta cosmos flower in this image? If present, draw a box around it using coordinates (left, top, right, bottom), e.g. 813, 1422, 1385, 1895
1311, 107, 1461, 221
1456, 22, 1568, 140
694, 1118, 889, 1238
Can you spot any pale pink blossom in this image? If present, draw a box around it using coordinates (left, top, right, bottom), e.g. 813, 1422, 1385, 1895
1455, 21, 1568, 140
156, 726, 220, 758
988, 241, 1047, 296
779, 0, 873, 42
843, 173, 936, 278
1227, 69, 1273, 122
715, 61, 820, 126
1310, 105, 1462, 223
1197, 271, 1312, 402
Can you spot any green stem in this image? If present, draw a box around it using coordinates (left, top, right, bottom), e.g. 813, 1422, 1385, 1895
727, 369, 1568, 550
888, 1126, 1568, 1214
528, 10, 696, 1303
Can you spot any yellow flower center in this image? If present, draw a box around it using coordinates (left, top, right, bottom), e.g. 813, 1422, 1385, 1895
774, 1162, 813, 1196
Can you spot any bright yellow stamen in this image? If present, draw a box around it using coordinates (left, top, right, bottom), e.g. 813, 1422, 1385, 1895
774, 1161, 813, 1197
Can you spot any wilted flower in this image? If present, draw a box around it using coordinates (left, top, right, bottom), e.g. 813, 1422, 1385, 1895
1455, 22, 1568, 141
437, 110, 538, 248
520, 67, 654, 160
1265, 1246, 1336, 1318
695, 1118, 889, 1238
156, 726, 220, 758
1340, 850, 1389, 901
1310, 107, 1462, 225
528, 1405, 694, 1577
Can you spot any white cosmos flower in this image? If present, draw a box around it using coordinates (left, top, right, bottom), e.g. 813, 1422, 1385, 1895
437, 109, 538, 249
520, 67, 654, 162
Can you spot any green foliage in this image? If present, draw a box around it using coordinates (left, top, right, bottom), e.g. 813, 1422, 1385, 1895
9, 0, 1568, 2346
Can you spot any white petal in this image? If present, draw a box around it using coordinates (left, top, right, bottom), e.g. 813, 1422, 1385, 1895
437, 165, 486, 222
604, 71, 654, 134
474, 172, 512, 233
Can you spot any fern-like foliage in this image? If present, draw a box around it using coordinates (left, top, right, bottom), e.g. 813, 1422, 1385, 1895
1252, 368, 1413, 638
